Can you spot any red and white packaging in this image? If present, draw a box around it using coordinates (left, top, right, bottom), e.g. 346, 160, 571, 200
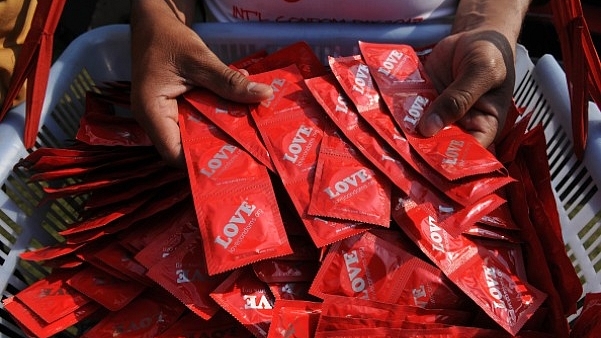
210, 267, 275, 338
183, 88, 275, 171
253, 259, 319, 284
309, 231, 417, 303
249, 65, 371, 247
83, 168, 187, 211
245, 41, 328, 79
157, 311, 248, 338
2, 296, 101, 338
392, 191, 547, 336
328, 54, 514, 206
117, 200, 193, 253
318, 295, 473, 327
304, 74, 506, 238
179, 100, 292, 275
145, 233, 227, 320
133, 206, 198, 269
81, 290, 186, 338
79, 241, 152, 286
66, 266, 145, 311
267, 299, 322, 338
268, 282, 313, 301
14, 270, 91, 324
77, 91, 153, 147
308, 127, 391, 227
358, 41, 506, 181
393, 256, 471, 311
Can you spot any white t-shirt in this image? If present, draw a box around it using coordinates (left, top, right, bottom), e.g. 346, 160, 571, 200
203, 0, 457, 23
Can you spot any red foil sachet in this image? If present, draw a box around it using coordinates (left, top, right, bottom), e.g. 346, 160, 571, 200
210, 267, 275, 338
15, 270, 91, 324
2, 296, 101, 338
66, 266, 145, 312
305, 74, 506, 237
358, 41, 507, 181
179, 100, 292, 275
183, 88, 275, 171
328, 54, 514, 206
249, 65, 371, 247
392, 190, 547, 336
80, 291, 186, 338
308, 127, 392, 227
267, 299, 322, 338
157, 311, 248, 338
309, 231, 416, 303
145, 232, 227, 320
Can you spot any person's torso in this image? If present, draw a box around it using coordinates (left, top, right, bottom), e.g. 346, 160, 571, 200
203, 0, 457, 23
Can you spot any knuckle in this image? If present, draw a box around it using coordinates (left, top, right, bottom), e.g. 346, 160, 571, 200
444, 89, 473, 119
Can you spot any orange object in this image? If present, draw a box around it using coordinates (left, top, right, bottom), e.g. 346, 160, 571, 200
0, 0, 66, 149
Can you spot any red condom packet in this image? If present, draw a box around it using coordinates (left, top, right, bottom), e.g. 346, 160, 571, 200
145, 232, 227, 320
178, 100, 292, 275
245, 41, 328, 79
183, 88, 275, 171
133, 206, 198, 269
248, 65, 371, 247
313, 326, 552, 338
269, 282, 313, 301
157, 311, 248, 338
267, 299, 322, 338
117, 199, 193, 253
391, 190, 547, 336
252, 259, 319, 284
81, 290, 186, 338
358, 41, 507, 181
570, 292, 601, 338
2, 296, 101, 338
77, 91, 153, 147
14, 270, 90, 324
66, 266, 145, 311
308, 127, 391, 227
309, 231, 418, 303
210, 267, 275, 338
304, 74, 505, 237
318, 295, 473, 327
83, 167, 187, 211
328, 54, 514, 206
393, 254, 472, 311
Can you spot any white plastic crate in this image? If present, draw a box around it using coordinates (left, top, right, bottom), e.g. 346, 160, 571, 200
0, 23, 600, 336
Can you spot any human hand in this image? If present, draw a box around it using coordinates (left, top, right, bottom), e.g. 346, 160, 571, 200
130, 1, 273, 167
419, 29, 516, 148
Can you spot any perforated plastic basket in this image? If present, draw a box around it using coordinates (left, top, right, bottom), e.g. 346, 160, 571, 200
0, 23, 600, 336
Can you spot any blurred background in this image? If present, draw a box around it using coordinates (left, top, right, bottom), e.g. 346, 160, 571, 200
53, 0, 601, 65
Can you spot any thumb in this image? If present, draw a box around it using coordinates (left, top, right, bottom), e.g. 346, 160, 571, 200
195, 63, 273, 104
418, 70, 492, 138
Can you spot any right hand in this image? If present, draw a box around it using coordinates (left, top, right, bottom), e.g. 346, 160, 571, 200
130, 0, 273, 167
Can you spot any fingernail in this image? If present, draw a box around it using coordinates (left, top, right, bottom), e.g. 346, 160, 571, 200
247, 81, 272, 95
422, 114, 444, 136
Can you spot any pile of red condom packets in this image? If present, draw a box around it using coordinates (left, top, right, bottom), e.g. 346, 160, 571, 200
4, 41, 595, 338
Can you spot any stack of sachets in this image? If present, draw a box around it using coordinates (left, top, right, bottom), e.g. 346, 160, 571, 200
3, 41, 586, 338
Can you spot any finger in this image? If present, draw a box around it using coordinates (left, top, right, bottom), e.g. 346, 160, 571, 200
419, 31, 514, 138
185, 52, 273, 103
419, 67, 494, 138
457, 108, 499, 148
133, 97, 185, 168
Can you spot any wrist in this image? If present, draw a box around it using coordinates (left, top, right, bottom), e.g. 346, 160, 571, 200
451, 0, 531, 48
131, 0, 196, 28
